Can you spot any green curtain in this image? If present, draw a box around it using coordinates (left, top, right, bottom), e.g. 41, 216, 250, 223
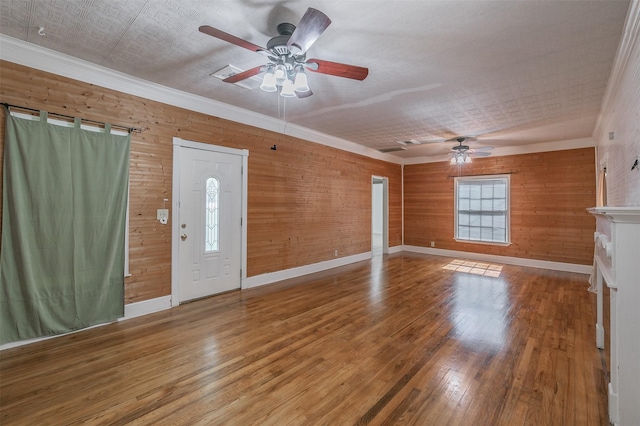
0, 110, 130, 344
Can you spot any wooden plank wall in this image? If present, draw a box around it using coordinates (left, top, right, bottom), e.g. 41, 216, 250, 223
0, 61, 402, 304
404, 148, 596, 265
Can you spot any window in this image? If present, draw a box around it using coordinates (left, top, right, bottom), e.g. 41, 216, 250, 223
205, 177, 220, 252
454, 175, 510, 245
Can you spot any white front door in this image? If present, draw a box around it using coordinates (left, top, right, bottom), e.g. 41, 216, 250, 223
178, 146, 242, 302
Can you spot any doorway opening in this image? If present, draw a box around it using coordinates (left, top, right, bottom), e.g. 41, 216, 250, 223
372, 176, 389, 256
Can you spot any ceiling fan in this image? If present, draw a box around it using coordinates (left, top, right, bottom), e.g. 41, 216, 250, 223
448, 137, 493, 164
199, 8, 369, 98
385, 136, 494, 160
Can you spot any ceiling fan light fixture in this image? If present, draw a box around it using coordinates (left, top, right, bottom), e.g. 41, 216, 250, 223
200, 8, 368, 99
274, 63, 287, 81
465, 154, 472, 163
260, 69, 277, 92
280, 78, 296, 97
293, 69, 310, 92
451, 153, 467, 165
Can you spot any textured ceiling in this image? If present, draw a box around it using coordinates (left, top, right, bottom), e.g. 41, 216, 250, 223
0, 0, 631, 158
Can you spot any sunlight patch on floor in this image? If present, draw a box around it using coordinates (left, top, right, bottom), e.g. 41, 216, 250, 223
443, 259, 503, 277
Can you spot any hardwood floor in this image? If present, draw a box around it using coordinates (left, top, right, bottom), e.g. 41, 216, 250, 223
0, 253, 608, 425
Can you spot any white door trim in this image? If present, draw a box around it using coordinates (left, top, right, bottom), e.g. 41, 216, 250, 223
171, 137, 248, 306
371, 175, 389, 254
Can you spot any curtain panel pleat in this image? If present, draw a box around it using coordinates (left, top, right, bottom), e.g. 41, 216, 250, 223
0, 111, 130, 344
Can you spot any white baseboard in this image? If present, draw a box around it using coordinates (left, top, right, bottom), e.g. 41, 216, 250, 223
4, 245, 586, 350
609, 382, 619, 425
1, 295, 172, 351
402, 245, 592, 274
242, 251, 373, 289
387, 245, 404, 254
123, 295, 172, 319
3, 249, 397, 349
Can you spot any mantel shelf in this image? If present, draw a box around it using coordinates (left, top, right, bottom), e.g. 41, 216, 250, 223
587, 207, 640, 223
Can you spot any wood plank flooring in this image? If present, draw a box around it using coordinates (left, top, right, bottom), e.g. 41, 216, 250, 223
0, 253, 608, 425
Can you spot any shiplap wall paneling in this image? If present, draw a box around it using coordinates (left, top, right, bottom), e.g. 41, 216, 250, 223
404, 148, 596, 265
247, 140, 402, 274
0, 61, 402, 305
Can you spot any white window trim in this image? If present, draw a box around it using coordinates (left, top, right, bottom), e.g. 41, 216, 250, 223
453, 174, 512, 246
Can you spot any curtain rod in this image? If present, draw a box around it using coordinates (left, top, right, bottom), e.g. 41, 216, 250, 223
1, 103, 145, 133
447, 171, 516, 179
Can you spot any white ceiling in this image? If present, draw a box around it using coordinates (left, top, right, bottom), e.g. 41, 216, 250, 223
0, 0, 631, 159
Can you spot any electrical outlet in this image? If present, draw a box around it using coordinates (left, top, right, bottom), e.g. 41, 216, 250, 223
157, 209, 169, 225
430, 241, 435, 247
334, 249, 338, 257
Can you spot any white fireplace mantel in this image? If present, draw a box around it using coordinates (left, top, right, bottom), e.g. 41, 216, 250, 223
588, 207, 640, 426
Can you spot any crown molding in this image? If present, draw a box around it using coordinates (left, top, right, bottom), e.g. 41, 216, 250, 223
401, 137, 596, 165
0, 34, 608, 167
0, 35, 401, 164
593, 0, 640, 141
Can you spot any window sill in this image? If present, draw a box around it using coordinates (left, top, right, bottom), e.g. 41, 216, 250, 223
454, 238, 512, 247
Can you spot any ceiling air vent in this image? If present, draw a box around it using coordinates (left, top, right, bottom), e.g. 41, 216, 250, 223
378, 146, 408, 153
211, 65, 262, 90
396, 139, 421, 145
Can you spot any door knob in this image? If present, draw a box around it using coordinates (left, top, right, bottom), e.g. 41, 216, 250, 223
181, 234, 187, 241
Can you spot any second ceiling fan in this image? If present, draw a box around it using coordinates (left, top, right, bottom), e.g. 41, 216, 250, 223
449, 137, 493, 164
199, 8, 369, 98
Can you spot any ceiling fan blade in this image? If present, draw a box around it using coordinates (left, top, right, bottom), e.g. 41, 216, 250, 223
199, 25, 269, 54
473, 146, 494, 151
305, 59, 369, 80
222, 66, 265, 83
287, 8, 331, 55
472, 152, 492, 157
296, 89, 313, 99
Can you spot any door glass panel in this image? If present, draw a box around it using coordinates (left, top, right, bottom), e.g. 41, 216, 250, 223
205, 177, 219, 252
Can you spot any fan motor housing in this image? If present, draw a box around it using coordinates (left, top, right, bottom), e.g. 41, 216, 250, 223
267, 35, 291, 55
267, 23, 303, 57
266, 24, 307, 67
